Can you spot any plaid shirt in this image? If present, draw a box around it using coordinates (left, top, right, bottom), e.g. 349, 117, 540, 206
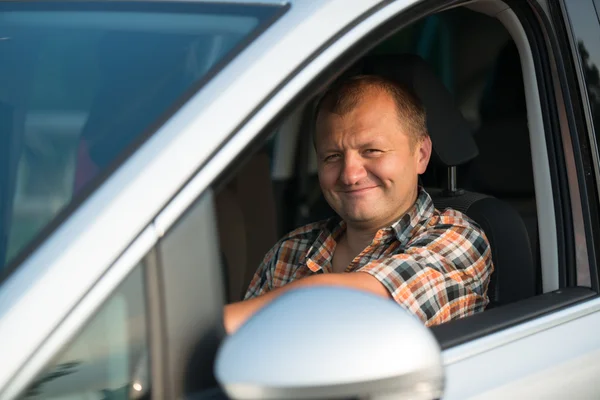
245, 187, 493, 326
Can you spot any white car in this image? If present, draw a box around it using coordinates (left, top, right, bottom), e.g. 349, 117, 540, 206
1, 0, 599, 399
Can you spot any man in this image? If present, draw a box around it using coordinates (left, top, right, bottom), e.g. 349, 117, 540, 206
224, 75, 493, 333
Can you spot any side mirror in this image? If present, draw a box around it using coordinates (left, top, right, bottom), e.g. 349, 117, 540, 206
215, 287, 444, 399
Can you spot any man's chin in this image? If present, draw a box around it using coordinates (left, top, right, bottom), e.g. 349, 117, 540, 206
341, 211, 381, 226
327, 199, 381, 223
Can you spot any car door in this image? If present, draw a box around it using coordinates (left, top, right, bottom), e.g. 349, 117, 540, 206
0, 1, 397, 399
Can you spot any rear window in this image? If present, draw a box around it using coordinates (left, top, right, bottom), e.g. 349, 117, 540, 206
0, 2, 283, 275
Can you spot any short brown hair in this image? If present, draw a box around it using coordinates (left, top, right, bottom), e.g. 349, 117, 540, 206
315, 75, 428, 146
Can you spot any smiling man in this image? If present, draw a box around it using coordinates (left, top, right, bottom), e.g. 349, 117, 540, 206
224, 75, 493, 334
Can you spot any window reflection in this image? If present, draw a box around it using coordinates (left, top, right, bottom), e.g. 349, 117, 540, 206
579, 41, 600, 130
0, 1, 280, 279
563, 0, 600, 287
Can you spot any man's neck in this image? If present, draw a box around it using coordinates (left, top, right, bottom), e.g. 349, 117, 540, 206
343, 226, 378, 256
342, 188, 420, 255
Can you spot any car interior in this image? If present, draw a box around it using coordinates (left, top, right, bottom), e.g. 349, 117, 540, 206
214, 3, 556, 312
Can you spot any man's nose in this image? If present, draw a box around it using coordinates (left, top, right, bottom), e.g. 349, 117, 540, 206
339, 154, 367, 186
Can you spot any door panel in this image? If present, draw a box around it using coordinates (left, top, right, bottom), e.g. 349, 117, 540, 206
468, 348, 600, 399
443, 297, 600, 399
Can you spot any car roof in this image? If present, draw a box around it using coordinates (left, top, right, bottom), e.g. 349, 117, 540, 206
114, 0, 291, 4
0, 0, 293, 3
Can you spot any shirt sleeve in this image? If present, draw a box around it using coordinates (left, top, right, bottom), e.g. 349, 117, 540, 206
243, 242, 278, 300
358, 218, 493, 326
242, 220, 329, 301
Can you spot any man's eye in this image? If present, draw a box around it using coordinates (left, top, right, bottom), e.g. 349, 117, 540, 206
324, 154, 341, 162
365, 149, 382, 155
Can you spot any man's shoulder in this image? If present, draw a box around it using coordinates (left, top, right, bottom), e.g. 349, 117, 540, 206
256, 219, 334, 270
410, 206, 491, 256
429, 207, 484, 233
415, 188, 480, 231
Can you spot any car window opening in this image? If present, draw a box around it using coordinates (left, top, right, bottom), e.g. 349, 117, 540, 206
215, 6, 543, 321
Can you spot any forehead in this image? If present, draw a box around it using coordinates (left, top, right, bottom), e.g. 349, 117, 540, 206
319, 84, 394, 115
315, 90, 406, 146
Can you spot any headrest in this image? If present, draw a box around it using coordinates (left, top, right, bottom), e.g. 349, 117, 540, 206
479, 41, 526, 121
470, 118, 534, 196
473, 41, 533, 197
360, 54, 478, 167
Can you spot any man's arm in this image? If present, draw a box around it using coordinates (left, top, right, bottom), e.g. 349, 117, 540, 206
358, 217, 493, 326
224, 272, 390, 334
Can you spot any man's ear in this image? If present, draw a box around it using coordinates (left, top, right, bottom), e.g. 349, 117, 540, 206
416, 136, 432, 175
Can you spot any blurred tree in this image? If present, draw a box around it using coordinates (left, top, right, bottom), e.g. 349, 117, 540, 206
578, 41, 600, 131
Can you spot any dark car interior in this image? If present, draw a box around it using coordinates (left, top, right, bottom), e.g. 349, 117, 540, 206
215, 7, 540, 309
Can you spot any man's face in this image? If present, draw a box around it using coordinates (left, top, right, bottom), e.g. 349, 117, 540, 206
315, 89, 432, 230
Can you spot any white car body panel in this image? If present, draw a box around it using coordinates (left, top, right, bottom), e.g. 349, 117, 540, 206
0, 0, 598, 399
443, 297, 600, 399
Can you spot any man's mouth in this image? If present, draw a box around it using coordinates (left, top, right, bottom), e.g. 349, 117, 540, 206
341, 186, 378, 194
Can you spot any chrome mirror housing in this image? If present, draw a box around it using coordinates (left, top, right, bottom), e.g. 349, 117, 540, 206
215, 287, 444, 399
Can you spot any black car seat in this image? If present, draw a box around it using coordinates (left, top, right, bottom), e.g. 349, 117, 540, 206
361, 54, 536, 307
467, 41, 539, 279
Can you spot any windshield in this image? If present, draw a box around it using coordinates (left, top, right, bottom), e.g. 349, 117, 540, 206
0, 2, 283, 275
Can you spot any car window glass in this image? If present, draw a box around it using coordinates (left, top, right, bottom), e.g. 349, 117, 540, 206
575, 0, 600, 144
21, 263, 149, 400
372, 14, 454, 91
564, 0, 600, 287
0, 1, 283, 280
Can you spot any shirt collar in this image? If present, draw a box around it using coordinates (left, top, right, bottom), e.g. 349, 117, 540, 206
304, 217, 345, 273
388, 187, 434, 244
